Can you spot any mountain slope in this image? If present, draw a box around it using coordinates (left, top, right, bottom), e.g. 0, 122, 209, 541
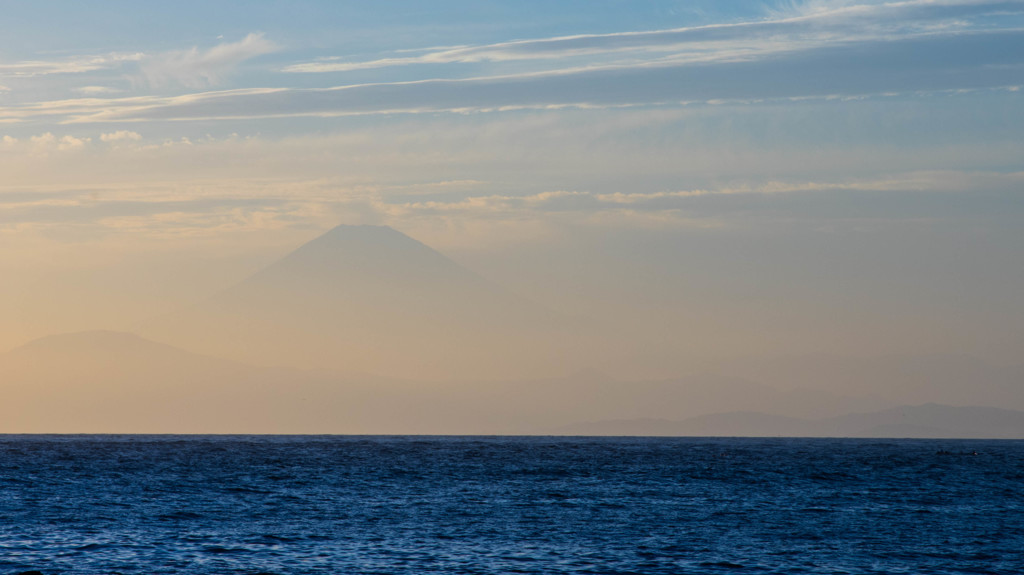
139, 225, 575, 378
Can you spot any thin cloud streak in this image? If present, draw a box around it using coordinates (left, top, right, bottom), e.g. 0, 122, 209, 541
0, 33, 276, 89
2, 169, 1021, 237
0, 53, 144, 77
73, 86, 123, 95
282, 0, 1024, 73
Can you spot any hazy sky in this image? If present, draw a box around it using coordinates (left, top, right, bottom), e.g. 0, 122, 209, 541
2, 0, 1023, 370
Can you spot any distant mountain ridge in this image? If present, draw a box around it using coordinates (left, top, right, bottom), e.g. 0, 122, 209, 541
714, 353, 1024, 409
3, 330, 1023, 437
2, 330, 248, 380
552, 404, 1024, 439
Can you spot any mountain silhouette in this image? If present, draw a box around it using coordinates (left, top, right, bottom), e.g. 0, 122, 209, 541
139, 225, 574, 378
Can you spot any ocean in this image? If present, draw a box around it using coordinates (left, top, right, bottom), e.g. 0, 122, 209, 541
0, 436, 1021, 574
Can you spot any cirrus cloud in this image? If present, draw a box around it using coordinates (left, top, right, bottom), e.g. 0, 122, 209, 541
138, 33, 279, 89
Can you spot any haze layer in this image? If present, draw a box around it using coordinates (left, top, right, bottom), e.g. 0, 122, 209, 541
1, 1, 1022, 433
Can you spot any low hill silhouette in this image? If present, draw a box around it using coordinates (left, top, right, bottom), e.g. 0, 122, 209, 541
0, 330, 406, 433
3, 331, 1021, 437
552, 404, 1024, 438
0, 331, 268, 432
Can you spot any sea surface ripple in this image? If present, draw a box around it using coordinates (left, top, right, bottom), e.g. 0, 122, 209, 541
0, 436, 1022, 574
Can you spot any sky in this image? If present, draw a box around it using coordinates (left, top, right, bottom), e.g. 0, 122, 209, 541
1, 0, 1023, 373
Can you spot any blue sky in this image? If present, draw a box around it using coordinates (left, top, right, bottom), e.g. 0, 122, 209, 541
0, 0, 1022, 367
2, 0, 1021, 131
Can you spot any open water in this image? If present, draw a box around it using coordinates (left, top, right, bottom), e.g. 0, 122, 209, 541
0, 436, 1022, 574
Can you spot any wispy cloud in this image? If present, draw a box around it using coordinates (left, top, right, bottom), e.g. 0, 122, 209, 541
0, 0, 1010, 126
138, 33, 279, 88
283, 0, 1024, 73
0, 53, 144, 77
40, 28, 1022, 123
73, 86, 122, 96
2, 170, 1021, 240
0, 88, 282, 124
0, 33, 276, 92
376, 172, 1024, 220
0, 2, 1018, 125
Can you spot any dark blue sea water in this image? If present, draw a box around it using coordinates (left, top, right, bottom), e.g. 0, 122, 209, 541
0, 436, 1022, 575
